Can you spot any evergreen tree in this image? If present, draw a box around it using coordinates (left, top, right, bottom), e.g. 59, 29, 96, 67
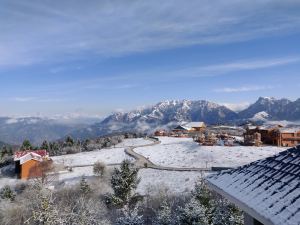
0, 185, 15, 201
83, 139, 90, 151
191, 179, 214, 223
179, 198, 209, 225
105, 160, 141, 208
21, 139, 32, 150
65, 136, 74, 147
26, 191, 60, 225
192, 179, 212, 209
79, 176, 91, 195
154, 200, 173, 225
49, 142, 60, 156
115, 206, 143, 225
41, 140, 49, 151
211, 198, 243, 225
0, 146, 7, 159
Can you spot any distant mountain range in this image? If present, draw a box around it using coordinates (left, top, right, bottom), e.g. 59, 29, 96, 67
1, 97, 300, 144
69, 100, 238, 140
0, 117, 90, 145
70, 97, 300, 139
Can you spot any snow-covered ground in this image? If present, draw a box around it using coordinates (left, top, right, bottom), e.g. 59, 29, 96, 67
0, 137, 288, 194
52, 138, 152, 167
57, 166, 94, 186
137, 169, 204, 195
135, 137, 286, 168
50, 167, 204, 195
158, 137, 192, 145
52, 147, 130, 166
115, 138, 153, 147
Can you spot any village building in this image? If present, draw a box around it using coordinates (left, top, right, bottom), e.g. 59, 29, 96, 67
14, 150, 52, 180
276, 128, 300, 147
244, 125, 300, 147
244, 132, 262, 146
209, 125, 245, 137
206, 145, 300, 225
154, 129, 168, 136
172, 121, 206, 133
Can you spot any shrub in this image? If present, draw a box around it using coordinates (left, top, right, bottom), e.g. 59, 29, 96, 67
0, 185, 15, 201
93, 161, 107, 177
79, 177, 91, 195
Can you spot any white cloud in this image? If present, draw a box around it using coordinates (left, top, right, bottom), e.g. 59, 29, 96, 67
196, 57, 300, 75
12, 97, 65, 103
13, 97, 36, 102
214, 85, 276, 93
168, 56, 300, 78
0, 0, 300, 67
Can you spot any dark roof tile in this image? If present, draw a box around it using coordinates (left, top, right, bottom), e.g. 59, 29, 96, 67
206, 145, 300, 225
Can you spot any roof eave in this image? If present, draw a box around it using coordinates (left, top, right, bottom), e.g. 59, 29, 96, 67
206, 180, 275, 225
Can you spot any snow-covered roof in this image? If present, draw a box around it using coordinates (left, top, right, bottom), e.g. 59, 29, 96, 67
206, 145, 300, 225
173, 122, 205, 131
246, 125, 258, 130
259, 124, 282, 130
278, 127, 300, 133
14, 150, 49, 165
183, 122, 205, 128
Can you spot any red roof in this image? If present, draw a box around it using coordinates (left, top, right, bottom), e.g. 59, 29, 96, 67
14, 150, 48, 159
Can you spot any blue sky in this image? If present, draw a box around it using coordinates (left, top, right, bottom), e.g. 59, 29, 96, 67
1, 0, 300, 117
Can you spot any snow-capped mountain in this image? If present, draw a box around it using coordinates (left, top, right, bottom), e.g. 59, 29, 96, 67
102, 100, 237, 124
238, 97, 300, 120
70, 100, 239, 139
250, 111, 270, 122
284, 98, 300, 121
1, 97, 300, 144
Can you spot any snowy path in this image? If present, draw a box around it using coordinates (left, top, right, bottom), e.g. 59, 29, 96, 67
54, 137, 211, 172
126, 138, 211, 171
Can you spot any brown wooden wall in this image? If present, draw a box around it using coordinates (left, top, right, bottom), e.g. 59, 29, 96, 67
21, 160, 43, 180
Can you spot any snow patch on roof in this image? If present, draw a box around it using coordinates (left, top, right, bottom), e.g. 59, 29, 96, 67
206, 145, 300, 225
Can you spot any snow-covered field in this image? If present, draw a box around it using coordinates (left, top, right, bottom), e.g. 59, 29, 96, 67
115, 138, 153, 147
52, 147, 130, 166
57, 166, 95, 185
52, 138, 153, 167
0, 137, 288, 194
137, 169, 204, 195
55, 167, 204, 195
135, 137, 286, 168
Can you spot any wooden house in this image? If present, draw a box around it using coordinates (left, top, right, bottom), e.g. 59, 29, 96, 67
276, 128, 300, 147
154, 129, 168, 136
243, 124, 300, 147
173, 122, 206, 133
244, 125, 281, 145
14, 150, 52, 180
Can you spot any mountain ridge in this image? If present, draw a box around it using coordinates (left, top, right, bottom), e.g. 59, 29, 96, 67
1, 97, 300, 144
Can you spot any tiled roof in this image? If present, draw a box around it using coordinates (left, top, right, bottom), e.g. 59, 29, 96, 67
14, 150, 49, 165
14, 150, 48, 159
206, 145, 300, 225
